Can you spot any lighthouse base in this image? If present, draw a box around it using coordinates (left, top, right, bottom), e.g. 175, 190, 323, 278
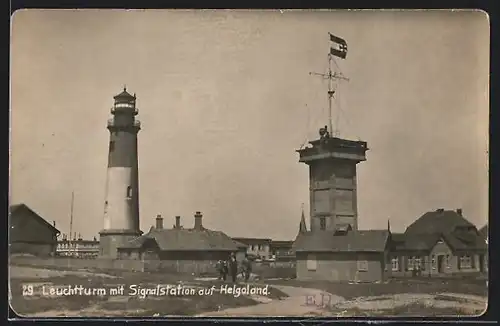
99, 229, 143, 259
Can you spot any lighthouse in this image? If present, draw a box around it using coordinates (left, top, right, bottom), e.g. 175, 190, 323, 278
99, 87, 142, 258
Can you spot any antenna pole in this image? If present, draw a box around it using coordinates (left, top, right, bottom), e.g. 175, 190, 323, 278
309, 54, 349, 138
327, 54, 334, 136
69, 191, 74, 255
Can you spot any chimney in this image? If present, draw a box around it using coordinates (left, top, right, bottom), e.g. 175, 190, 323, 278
194, 211, 203, 230
175, 216, 181, 229
156, 214, 163, 229
53, 221, 56, 227
456, 208, 463, 216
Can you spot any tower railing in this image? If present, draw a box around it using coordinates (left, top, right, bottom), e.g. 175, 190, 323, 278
107, 119, 141, 129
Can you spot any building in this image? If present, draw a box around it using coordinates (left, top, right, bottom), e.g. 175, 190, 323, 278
270, 240, 295, 262
56, 235, 99, 258
99, 88, 143, 258
293, 125, 381, 281
117, 212, 247, 274
294, 228, 391, 282
231, 237, 272, 260
389, 209, 488, 276
296, 127, 368, 233
9, 203, 60, 256
479, 224, 488, 244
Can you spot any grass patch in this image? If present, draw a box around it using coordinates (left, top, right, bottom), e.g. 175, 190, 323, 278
100, 294, 258, 316
9, 271, 288, 317
378, 303, 483, 317
329, 303, 483, 317
266, 277, 487, 300
266, 286, 289, 300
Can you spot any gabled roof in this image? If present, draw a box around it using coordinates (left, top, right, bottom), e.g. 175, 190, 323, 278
405, 209, 475, 235
395, 209, 486, 253
270, 240, 294, 248
293, 230, 389, 253
119, 227, 245, 252
392, 231, 487, 252
479, 224, 488, 239
231, 237, 272, 244
392, 233, 442, 251
10, 203, 60, 234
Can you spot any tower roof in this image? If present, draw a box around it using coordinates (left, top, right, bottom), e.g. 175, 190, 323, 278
113, 87, 135, 100
299, 205, 307, 233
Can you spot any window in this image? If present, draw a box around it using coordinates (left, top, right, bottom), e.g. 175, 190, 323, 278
431, 255, 437, 270
407, 256, 414, 271
460, 255, 472, 269
391, 257, 400, 271
414, 257, 423, 270
307, 254, 317, 271
127, 186, 133, 199
445, 255, 450, 268
320, 217, 326, 230
109, 140, 115, 152
437, 239, 444, 244
357, 260, 368, 272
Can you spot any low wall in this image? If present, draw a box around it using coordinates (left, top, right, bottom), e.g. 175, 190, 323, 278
9, 255, 297, 277
9, 256, 221, 275
9, 256, 145, 272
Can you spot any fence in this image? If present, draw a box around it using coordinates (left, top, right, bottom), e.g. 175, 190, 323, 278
9, 255, 297, 278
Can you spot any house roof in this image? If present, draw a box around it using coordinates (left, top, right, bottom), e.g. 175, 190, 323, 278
10, 203, 60, 234
293, 230, 389, 253
479, 224, 488, 239
271, 240, 294, 247
392, 231, 487, 252
231, 237, 272, 244
119, 227, 245, 252
405, 209, 474, 235
392, 233, 441, 251
395, 209, 486, 252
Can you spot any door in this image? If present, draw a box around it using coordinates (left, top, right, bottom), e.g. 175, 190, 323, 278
437, 255, 444, 273
479, 254, 485, 272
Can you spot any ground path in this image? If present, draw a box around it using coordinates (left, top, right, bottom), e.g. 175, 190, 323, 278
197, 284, 343, 317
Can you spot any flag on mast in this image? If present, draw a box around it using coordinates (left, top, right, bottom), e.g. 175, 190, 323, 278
329, 33, 348, 59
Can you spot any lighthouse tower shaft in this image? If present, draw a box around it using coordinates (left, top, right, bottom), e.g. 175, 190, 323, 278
297, 132, 368, 233
99, 88, 142, 258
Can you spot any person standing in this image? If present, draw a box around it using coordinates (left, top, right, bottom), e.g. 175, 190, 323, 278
228, 253, 238, 283
216, 260, 224, 280
222, 259, 228, 281
242, 254, 252, 282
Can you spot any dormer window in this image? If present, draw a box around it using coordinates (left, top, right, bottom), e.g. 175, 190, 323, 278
334, 224, 352, 236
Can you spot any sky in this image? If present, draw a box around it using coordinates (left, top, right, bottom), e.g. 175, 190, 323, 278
10, 10, 489, 241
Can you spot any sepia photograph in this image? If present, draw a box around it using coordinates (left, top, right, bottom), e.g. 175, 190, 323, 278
9, 9, 489, 318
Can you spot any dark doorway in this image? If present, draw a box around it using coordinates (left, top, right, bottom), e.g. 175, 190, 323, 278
479, 254, 485, 272
437, 255, 445, 273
